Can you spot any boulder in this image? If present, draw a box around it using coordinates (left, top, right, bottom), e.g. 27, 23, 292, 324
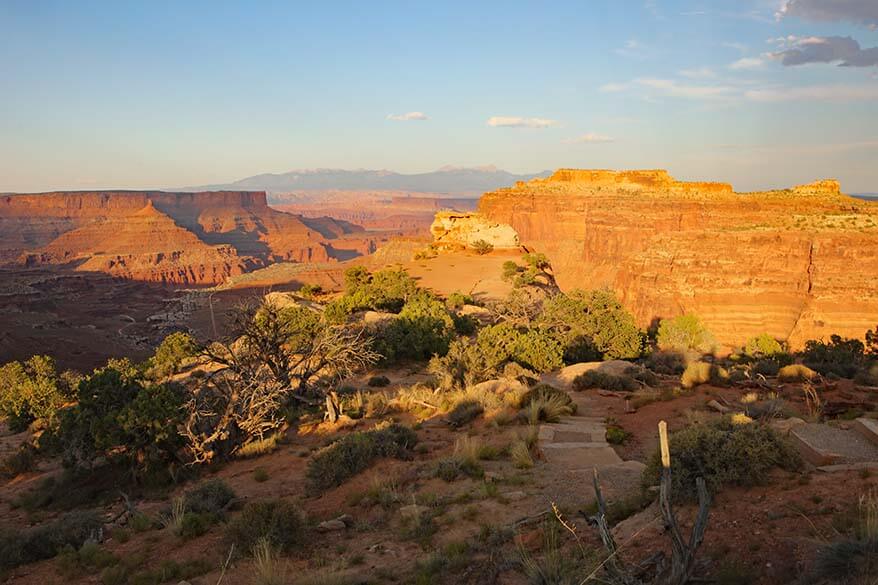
543, 360, 635, 390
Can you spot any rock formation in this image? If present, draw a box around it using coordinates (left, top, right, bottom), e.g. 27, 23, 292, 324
430, 211, 520, 249
0, 190, 369, 285
456, 169, 878, 349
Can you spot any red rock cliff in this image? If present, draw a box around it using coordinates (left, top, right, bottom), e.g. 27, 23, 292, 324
478, 169, 878, 349
0, 190, 351, 285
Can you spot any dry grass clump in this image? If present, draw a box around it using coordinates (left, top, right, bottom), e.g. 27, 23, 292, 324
526, 393, 574, 424
510, 440, 534, 469
807, 490, 877, 583
226, 499, 304, 555
777, 363, 817, 382
680, 361, 729, 389
237, 433, 283, 458
252, 537, 288, 585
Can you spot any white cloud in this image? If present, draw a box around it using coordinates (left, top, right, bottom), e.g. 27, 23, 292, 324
615, 39, 650, 58
486, 116, 558, 128
386, 111, 428, 121
768, 35, 878, 67
599, 82, 629, 92
723, 41, 749, 52
563, 133, 615, 144
777, 0, 878, 28
744, 83, 878, 102
679, 67, 717, 78
729, 57, 765, 70
633, 78, 733, 99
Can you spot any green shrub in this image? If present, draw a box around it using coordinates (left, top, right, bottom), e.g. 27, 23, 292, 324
538, 289, 645, 361
55, 541, 118, 576
471, 239, 494, 255
777, 363, 817, 382
446, 400, 484, 428
0, 355, 77, 431
642, 419, 801, 500
298, 283, 323, 299
0, 443, 36, 478
743, 333, 785, 358
57, 359, 184, 478
0, 509, 103, 570
606, 426, 631, 445
476, 323, 563, 373
374, 292, 456, 362
435, 456, 482, 482
501, 253, 556, 289
428, 339, 493, 391
801, 335, 865, 378
183, 478, 236, 515
753, 358, 781, 377
644, 350, 686, 375
148, 331, 197, 379
656, 314, 716, 354
572, 370, 638, 392
306, 423, 417, 492
854, 363, 878, 386
226, 499, 304, 555
680, 362, 729, 389
367, 375, 391, 387
445, 291, 474, 310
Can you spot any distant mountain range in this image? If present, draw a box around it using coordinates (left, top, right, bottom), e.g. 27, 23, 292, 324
855, 193, 878, 201
183, 166, 551, 197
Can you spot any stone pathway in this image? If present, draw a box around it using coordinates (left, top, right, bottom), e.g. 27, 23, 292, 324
536, 391, 645, 511
790, 419, 878, 467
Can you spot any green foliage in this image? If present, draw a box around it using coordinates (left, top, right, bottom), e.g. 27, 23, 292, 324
680, 361, 729, 389
57, 359, 184, 478
656, 314, 717, 354
0, 355, 77, 431
867, 325, 878, 356
642, 419, 801, 500
606, 426, 631, 445
435, 456, 482, 481
428, 339, 493, 390
182, 478, 236, 515
572, 370, 638, 392
0, 443, 36, 478
374, 292, 456, 362
476, 323, 563, 373
445, 291, 474, 310
298, 283, 323, 299
645, 349, 687, 375
539, 289, 645, 361
0, 509, 102, 570
471, 239, 494, 255
306, 423, 417, 492
801, 334, 865, 378
501, 253, 556, 289
226, 499, 304, 555
743, 333, 784, 358
149, 331, 197, 379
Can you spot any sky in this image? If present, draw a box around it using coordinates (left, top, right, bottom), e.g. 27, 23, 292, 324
1, 0, 877, 193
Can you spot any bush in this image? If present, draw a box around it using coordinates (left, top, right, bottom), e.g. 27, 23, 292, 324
0, 443, 36, 478
801, 335, 865, 378
183, 478, 236, 515
226, 500, 304, 555
645, 350, 686, 375
642, 419, 801, 500
306, 423, 417, 492
777, 363, 817, 383
476, 323, 563, 373
680, 362, 729, 389
445, 291, 474, 310
743, 334, 785, 358
501, 253, 557, 289
57, 360, 184, 478
374, 292, 456, 362
149, 331, 197, 379
367, 375, 391, 387
753, 358, 781, 377
471, 239, 494, 255
298, 283, 323, 299
0, 509, 103, 570
538, 289, 645, 361
446, 400, 484, 428
606, 426, 631, 445
517, 383, 576, 411
572, 370, 638, 392
0, 355, 77, 431
854, 363, 878, 387
656, 314, 716, 354
428, 339, 493, 390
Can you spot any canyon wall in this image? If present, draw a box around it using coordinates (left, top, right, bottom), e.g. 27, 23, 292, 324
476, 169, 878, 349
0, 190, 367, 285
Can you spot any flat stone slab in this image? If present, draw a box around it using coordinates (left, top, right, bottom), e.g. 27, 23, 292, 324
791, 423, 878, 466
854, 418, 878, 446
540, 443, 622, 468
539, 417, 607, 443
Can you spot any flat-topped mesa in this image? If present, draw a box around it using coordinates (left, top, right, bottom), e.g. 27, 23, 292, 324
472, 168, 878, 350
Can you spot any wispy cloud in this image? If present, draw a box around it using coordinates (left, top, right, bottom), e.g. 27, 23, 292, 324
679, 67, 717, 78
615, 39, 651, 58
386, 111, 428, 121
744, 83, 878, 102
768, 35, 878, 67
722, 41, 749, 52
563, 132, 615, 144
777, 0, 878, 28
602, 78, 733, 99
486, 116, 558, 128
729, 57, 766, 70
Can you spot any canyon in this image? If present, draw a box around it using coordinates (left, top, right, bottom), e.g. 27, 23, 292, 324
440, 169, 878, 349
0, 190, 380, 286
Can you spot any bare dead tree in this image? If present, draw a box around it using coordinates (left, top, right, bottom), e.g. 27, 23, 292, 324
588, 420, 711, 585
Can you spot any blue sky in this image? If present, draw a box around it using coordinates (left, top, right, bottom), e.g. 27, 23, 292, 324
2, 0, 877, 192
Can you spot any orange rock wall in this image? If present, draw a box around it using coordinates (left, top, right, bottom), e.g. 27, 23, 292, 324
479, 169, 878, 349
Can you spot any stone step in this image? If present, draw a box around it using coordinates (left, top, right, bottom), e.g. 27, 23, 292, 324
540, 442, 623, 468
854, 418, 878, 446
791, 423, 878, 466
539, 417, 607, 443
